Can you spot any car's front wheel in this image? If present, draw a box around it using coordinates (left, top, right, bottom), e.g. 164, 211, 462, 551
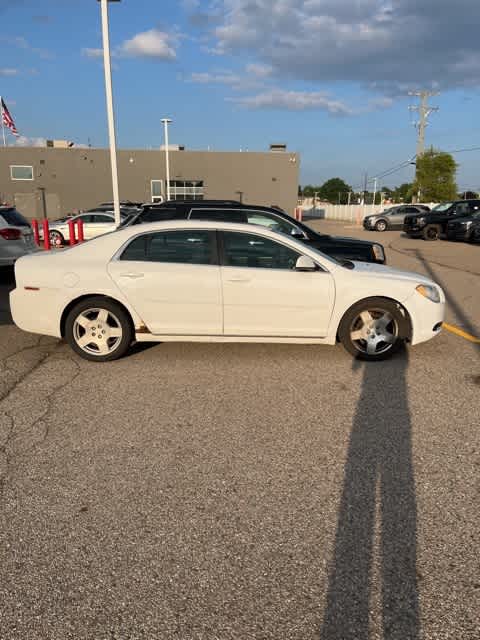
375, 219, 387, 232
339, 298, 408, 361
423, 224, 441, 241
65, 297, 133, 362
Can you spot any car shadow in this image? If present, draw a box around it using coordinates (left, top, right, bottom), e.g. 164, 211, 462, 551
0, 267, 15, 326
320, 348, 420, 639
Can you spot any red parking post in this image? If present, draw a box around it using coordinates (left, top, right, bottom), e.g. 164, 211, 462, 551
31, 219, 40, 245
68, 219, 76, 246
42, 219, 51, 251
76, 218, 84, 243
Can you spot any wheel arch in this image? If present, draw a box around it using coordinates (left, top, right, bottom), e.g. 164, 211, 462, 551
60, 293, 136, 338
335, 295, 413, 342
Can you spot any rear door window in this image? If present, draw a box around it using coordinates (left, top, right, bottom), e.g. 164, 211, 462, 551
121, 230, 217, 265
141, 208, 186, 222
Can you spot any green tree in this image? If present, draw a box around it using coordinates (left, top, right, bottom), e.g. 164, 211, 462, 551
393, 183, 414, 203
302, 184, 316, 197
319, 177, 352, 203
414, 150, 457, 202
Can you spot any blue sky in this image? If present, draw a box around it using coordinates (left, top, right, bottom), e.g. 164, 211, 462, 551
1, 0, 480, 191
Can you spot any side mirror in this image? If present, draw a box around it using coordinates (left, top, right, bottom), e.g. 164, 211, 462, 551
295, 255, 317, 272
290, 227, 305, 238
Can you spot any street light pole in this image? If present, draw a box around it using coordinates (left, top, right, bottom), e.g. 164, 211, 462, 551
161, 118, 172, 201
98, 0, 121, 227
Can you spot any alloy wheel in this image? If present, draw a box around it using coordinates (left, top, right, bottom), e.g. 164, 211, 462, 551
349, 308, 398, 356
73, 307, 123, 356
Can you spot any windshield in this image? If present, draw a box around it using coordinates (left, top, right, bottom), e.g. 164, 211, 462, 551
432, 202, 453, 212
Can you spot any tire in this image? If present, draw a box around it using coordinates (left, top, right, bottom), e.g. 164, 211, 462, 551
338, 297, 409, 362
375, 219, 387, 232
65, 296, 133, 362
49, 230, 65, 247
422, 224, 441, 241
470, 228, 480, 243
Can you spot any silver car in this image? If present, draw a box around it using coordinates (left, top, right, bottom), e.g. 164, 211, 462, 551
0, 207, 38, 267
363, 205, 430, 232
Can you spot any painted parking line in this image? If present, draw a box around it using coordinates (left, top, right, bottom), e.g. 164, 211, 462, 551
443, 323, 480, 344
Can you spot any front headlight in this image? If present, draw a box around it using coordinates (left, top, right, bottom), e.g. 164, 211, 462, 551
372, 243, 385, 262
416, 284, 440, 303
461, 221, 473, 227
416, 216, 426, 225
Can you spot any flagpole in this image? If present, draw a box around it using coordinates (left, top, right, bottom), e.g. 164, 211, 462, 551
0, 97, 6, 147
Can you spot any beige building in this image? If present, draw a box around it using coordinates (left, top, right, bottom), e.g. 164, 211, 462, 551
0, 146, 299, 220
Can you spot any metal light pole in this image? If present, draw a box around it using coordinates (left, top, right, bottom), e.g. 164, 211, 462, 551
161, 118, 172, 201
98, 0, 121, 227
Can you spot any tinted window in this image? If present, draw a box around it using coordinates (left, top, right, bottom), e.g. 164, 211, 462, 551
455, 202, 470, 215
189, 209, 246, 223
141, 208, 187, 222
223, 231, 300, 270
121, 230, 215, 265
0, 208, 30, 227
404, 207, 419, 213
91, 214, 114, 223
78, 214, 93, 224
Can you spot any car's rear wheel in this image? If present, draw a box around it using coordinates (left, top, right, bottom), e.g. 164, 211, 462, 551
65, 297, 133, 362
339, 298, 408, 361
375, 219, 387, 232
49, 230, 65, 247
423, 224, 441, 241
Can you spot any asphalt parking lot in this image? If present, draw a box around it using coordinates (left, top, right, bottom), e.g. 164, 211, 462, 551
0, 222, 479, 640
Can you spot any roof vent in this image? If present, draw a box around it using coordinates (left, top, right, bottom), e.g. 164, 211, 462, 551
269, 143, 287, 152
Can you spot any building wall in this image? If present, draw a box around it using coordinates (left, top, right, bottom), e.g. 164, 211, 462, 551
0, 147, 299, 219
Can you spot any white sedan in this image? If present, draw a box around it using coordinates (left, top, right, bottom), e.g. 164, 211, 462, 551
41, 211, 121, 246
10, 220, 445, 362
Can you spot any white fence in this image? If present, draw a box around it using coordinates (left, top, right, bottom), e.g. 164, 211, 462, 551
300, 204, 437, 223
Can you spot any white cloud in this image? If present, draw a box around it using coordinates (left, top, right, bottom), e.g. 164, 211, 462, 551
0, 68, 18, 76
228, 89, 354, 114
82, 47, 103, 59
119, 29, 177, 60
199, 0, 480, 93
14, 136, 47, 147
245, 63, 273, 78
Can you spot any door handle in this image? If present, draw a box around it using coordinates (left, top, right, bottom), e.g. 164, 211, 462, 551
120, 272, 144, 279
226, 277, 250, 283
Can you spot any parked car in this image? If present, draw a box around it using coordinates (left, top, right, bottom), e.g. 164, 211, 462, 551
87, 201, 143, 215
404, 199, 480, 240
10, 220, 445, 363
363, 205, 430, 232
0, 206, 38, 267
446, 210, 480, 242
121, 200, 387, 264
41, 211, 126, 246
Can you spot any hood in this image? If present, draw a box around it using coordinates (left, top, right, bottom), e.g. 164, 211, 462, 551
311, 234, 380, 248
350, 260, 434, 285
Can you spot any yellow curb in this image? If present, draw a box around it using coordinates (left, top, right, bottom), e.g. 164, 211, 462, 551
443, 323, 480, 344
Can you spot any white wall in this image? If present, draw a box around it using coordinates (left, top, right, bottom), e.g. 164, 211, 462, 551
301, 204, 437, 223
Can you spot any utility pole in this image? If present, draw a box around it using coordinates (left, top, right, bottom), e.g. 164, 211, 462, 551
408, 90, 439, 158
372, 177, 377, 207
408, 91, 439, 201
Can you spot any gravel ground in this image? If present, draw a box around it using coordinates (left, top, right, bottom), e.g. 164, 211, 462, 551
0, 228, 479, 640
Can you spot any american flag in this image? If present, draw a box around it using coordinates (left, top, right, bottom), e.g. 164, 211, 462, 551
1, 98, 19, 136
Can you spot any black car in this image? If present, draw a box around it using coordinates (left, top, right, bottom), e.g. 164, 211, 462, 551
446, 210, 480, 242
404, 199, 480, 240
121, 200, 386, 264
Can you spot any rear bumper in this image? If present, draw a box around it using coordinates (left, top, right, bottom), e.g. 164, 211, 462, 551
0, 242, 38, 265
10, 287, 63, 337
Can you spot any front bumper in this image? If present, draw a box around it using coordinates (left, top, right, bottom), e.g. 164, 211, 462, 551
403, 287, 445, 346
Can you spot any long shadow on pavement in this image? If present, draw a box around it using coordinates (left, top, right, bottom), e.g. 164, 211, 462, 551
321, 349, 420, 640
